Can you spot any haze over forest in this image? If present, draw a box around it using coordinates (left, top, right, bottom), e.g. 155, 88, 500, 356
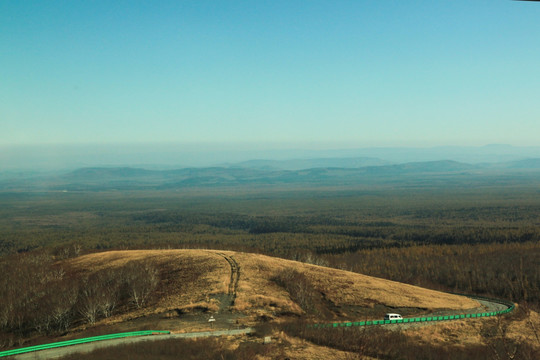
1, 143, 539, 172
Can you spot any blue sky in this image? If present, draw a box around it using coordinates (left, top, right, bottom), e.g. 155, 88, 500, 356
1, 0, 539, 148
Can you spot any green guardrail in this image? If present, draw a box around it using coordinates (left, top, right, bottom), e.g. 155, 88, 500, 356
309, 294, 515, 330
0, 295, 515, 357
0, 330, 170, 358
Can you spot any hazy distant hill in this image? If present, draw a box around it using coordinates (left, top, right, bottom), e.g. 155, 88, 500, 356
497, 158, 540, 169
60, 166, 271, 190
51, 160, 492, 190
2, 144, 539, 171
234, 157, 390, 170
3, 158, 540, 191
381, 160, 478, 173
67, 167, 157, 179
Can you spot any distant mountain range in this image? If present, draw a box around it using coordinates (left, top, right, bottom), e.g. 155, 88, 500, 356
231, 157, 390, 170
0, 157, 535, 191
1, 144, 540, 171
494, 158, 540, 169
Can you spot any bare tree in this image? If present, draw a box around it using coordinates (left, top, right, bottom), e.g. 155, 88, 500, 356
479, 314, 538, 360
95, 269, 122, 318
77, 277, 101, 325
519, 303, 540, 347
51, 281, 79, 332
123, 261, 159, 309
72, 243, 82, 257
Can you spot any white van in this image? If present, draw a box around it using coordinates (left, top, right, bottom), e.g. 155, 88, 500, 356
384, 313, 403, 321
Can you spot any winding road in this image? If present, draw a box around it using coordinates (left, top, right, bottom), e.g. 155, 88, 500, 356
6, 296, 513, 359
3, 255, 514, 360
379, 298, 510, 331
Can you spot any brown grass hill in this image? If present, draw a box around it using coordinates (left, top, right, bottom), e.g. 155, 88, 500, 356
64, 250, 479, 327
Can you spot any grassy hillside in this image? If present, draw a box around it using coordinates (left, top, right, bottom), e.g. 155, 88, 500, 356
65, 250, 478, 323
0, 249, 481, 350
5, 249, 536, 360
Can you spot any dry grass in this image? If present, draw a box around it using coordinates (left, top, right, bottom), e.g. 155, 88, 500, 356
65, 250, 230, 319
64, 249, 479, 325
272, 332, 363, 360
507, 309, 540, 348
40, 249, 540, 358
409, 319, 485, 346
230, 251, 478, 314
409, 309, 540, 351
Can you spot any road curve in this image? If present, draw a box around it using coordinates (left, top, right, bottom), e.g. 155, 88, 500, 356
10, 296, 511, 359
13, 328, 254, 360
312, 295, 514, 330
381, 298, 511, 331
4, 261, 513, 360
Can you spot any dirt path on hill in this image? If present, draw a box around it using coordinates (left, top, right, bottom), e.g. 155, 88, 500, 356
213, 252, 240, 308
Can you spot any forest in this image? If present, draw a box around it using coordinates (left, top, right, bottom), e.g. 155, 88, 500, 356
0, 182, 539, 352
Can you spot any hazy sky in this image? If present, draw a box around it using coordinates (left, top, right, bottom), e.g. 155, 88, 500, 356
2, 1, 539, 148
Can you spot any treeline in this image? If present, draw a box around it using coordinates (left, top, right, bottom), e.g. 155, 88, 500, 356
317, 242, 540, 308
132, 205, 540, 246
2, 187, 540, 257
0, 251, 159, 349
2, 211, 539, 260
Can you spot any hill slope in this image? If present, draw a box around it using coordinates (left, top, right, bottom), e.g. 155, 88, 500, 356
65, 250, 479, 323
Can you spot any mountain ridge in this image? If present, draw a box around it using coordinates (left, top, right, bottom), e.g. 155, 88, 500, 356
3, 158, 540, 191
